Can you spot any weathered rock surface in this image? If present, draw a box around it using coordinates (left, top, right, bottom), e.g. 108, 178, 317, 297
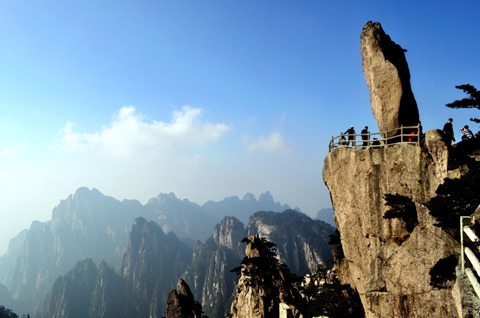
166, 279, 204, 318
246, 209, 334, 275
361, 21, 420, 135
228, 235, 304, 318
323, 131, 459, 317
41, 259, 99, 318
184, 216, 246, 318
121, 217, 192, 317
185, 212, 333, 318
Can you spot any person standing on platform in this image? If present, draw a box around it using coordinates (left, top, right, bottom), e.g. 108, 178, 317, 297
361, 126, 370, 148
442, 118, 455, 146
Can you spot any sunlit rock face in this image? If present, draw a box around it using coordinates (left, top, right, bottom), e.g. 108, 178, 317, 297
326, 23, 462, 315
228, 235, 304, 318
323, 135, 459, 317
166, 279, 203, 318
246, 210, 334, 275
361, 21, 420, 136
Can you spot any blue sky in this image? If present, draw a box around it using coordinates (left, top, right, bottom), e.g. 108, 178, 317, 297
0, 1, 479, 253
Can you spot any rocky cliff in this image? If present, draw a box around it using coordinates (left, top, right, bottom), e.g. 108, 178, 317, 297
323, 21, 460, 317
121, 217, 192, 317
184, 216, 246, 318
5, 188, 143, 314
184, 211, 334, 317
166, 279, 205, 318
247, 209, 334, 275
39, 217, 193, 318
228, 235, 305, 318
41, 258, 99, 318
324, 132, 459, 317
0, 187, 290, 315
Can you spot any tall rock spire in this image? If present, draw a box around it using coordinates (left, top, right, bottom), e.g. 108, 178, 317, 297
361, 21, 420, 134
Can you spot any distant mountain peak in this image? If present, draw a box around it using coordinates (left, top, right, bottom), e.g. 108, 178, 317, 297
73, 187, 103, 199
147, 192, 181, 205
242, 193, 255, 201
258, 191, 273, 203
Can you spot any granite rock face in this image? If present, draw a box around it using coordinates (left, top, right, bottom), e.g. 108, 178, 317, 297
166, 279, 204, 318
246, 210, 334, 275
121, 217, 192, 317
331, 21, 462, 316
184, 216, 246, 318
361, 21, 420, 136
323, 130, 459, 317
228, 235, 304, 318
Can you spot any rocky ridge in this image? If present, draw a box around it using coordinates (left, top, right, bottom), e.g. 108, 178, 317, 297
0, 188, 291, 315
185, 211, 334, 317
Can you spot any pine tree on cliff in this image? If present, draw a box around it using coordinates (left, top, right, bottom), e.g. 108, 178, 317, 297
446, 84, 480, 123
229, 235, 305, 317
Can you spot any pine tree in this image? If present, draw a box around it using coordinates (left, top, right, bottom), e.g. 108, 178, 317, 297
446, 84, 480, 123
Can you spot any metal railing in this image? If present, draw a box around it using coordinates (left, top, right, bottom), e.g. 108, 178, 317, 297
328, 124, 422, 152
460, 216, 480, 299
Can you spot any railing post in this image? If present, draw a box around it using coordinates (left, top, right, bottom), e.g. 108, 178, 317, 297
417, 123, 420, 146
461, 216, 472, 272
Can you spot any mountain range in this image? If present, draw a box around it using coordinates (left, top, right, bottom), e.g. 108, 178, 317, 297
0, 187, 335, 317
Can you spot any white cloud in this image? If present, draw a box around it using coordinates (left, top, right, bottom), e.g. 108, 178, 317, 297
245, 132, 290, 152
0, 144, 26, 156
59, 106, 230, 155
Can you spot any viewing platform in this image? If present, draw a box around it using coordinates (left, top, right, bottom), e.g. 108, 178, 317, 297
328, 124, 422, 152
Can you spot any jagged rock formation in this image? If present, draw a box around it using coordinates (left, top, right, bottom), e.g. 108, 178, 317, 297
228, 235, 305, 318
41, 259, 128, 318
39, 217, 193, 318
184, 216, 246, 318
202, 191, 290, 224
89, 261, 126, 318
121, 217, 192, 317
0, 229, 27, 289
4, 188, 143, 314
361, 21, 420, 136
184, 211, 334, 317
0, 187, 289, 315
247, 209, 334, 274
166, 279, 205, 318
41, 259, 99, 318
144, 193, 217, 241
324, 133, 459, 317
323, 21, 461, 317
324, 130, 462, 317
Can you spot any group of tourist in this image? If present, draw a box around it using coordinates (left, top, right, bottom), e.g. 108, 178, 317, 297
442, 118, 476, 145
330, 118, 475, 151
336, 125, 379, 148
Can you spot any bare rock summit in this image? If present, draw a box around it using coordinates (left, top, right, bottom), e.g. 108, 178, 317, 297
361, 21, 420, 135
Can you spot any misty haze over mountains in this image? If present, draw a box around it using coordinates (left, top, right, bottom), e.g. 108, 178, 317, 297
0, 187, 335, 317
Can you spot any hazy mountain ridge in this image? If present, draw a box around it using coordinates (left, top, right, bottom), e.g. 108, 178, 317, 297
36, 210, 334, 318
184, 211, 335, 317
121, 217, 192, 317
183, 216, 246, 317
0, 187, 295, 315
202, 191, 290, 224
247, 210, 333, 275
40, 217, 193, 318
